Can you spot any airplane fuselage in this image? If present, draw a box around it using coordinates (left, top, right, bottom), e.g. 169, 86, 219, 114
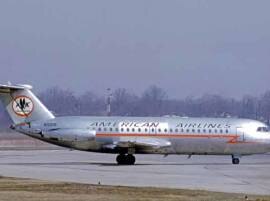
15, 116, 270, 157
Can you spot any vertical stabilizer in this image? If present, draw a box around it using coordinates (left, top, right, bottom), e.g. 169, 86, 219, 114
0, 84, 54, 124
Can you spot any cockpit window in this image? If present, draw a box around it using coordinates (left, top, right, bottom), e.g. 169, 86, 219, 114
257, 127, 269, 132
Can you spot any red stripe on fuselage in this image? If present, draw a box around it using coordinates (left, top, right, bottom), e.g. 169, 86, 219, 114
96, 132, 238, 141
95, 133, 259, 144
96, 132, 236, 138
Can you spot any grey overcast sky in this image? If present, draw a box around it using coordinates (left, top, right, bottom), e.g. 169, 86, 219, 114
0, 0, 269, 98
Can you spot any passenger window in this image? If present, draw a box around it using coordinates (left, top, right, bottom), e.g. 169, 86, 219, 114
209, 129, 212, 133
192, 129, 195, 133
170, 128, 173, 133
197, 129, 200, 133
145, 128, 148, 132
175, 128, 178, 132
110, 128, 113, 132
121, 128, 124, 132
132, 128, 135, 132
214, 129, 217, 133
98, 128, 101, 131
138, 128, 141, 132
104, 128, 107, 131
115, 128, 118, 132
164, 129, 167, 133
127, 128, 130, 132
158, 128, 161, 132
181, 128, 184, 132
225, 129, 229, 133
203, 129, 206, 133
186, 129, 189, 133
220, 129, 223, 133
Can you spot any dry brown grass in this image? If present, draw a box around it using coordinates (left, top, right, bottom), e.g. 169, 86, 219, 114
0, 176, 269, 201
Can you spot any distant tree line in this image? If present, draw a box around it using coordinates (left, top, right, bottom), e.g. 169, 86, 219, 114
1, 85, 270, 127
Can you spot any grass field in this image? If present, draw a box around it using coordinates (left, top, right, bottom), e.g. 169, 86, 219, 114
0, 176, 269, 201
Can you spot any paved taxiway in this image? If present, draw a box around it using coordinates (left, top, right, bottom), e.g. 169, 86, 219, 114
0, 150, 269, 195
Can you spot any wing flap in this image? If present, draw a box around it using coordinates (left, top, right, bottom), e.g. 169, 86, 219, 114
135, 138, 171, 148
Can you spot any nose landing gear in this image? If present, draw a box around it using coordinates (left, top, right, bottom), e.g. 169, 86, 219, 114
232, 155, 240, 164
116, 154, 136, 165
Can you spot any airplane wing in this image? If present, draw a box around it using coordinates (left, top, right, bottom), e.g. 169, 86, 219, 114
103, 137, 171, 151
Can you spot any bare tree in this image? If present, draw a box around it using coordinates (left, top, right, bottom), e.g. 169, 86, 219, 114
259, 91, 270, 124
39, 87, 79, 116
0, 85, 269, 126
136, 85, 168, 116
240, 95, 257, 119
111, 88, 138, 116
78, 91, 105, 115
197, 94, 232, 117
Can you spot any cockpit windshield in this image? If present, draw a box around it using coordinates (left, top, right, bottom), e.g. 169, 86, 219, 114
257, 127, 270, 132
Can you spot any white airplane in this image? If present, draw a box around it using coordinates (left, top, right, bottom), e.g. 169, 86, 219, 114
0, 83, 270, 165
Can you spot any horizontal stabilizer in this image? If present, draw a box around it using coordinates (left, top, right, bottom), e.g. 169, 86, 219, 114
0, 84, 32, 93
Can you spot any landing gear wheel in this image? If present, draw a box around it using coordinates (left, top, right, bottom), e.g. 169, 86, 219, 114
126, 154, 135, 165
232, 158, 240, 165
116, 154, 136, 165
116, 154, 126, 165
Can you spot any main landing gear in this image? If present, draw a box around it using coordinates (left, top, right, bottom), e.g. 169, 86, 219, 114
232, 155, 240, 165
116, 154, 136, 165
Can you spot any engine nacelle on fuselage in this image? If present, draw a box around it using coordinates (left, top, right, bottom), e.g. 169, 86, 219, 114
42, 129, 96, 142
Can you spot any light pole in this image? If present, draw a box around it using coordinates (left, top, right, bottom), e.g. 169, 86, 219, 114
107, 88, 112, 116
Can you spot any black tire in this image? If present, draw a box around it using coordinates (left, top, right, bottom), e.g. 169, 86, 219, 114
126, 154, 136, 165
116, 154, 125, 165
232, 158, 240, 164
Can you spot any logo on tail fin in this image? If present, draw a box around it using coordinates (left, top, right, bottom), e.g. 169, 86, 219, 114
12, 96, 34, 117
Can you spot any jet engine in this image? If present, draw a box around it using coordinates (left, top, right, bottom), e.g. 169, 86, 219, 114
42, 129, 96, 142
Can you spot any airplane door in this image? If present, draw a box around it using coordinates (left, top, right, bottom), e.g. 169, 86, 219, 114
236, 127, 245, 142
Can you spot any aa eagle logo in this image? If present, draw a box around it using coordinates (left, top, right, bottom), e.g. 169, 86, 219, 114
12, 96, 34, 117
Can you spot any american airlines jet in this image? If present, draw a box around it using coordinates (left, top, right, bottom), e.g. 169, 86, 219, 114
0, 84, 270, 165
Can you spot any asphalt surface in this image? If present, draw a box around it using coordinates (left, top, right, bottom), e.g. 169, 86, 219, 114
0, 150, 269, 195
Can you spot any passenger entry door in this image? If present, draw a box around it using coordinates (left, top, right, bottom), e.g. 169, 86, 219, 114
236, 127, 245, 142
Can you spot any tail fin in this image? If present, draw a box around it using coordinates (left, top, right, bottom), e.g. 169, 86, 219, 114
0, 84, 55, 124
